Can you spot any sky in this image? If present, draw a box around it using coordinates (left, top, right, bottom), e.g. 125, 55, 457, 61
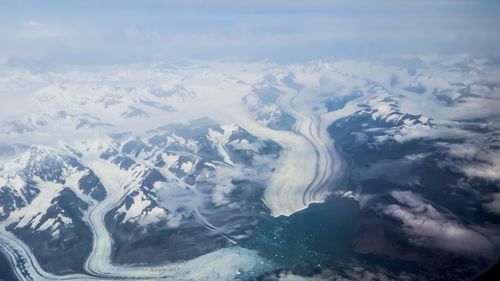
0, 0, 500, 65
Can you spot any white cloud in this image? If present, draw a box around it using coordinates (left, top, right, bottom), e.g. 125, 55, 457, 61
268, 266, 420, 281
1, 1, 500, 63
444, 142, 500, 181
22, 20, 41, 27
483, 193, 500, 215
383, 191, 495, 257
0, 21, 74, 61
392, 126, 478, 143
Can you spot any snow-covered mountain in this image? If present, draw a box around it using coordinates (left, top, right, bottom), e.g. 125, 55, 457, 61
0, 145, 107, 273
0, 145, 106, 219
0, 55, 499, 281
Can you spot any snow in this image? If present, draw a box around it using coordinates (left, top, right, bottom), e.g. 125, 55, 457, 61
11, 178, 63, 229
64, 169, 93, 203
37, 214, 73, 233
37, 218, 55, 231
0, 174, 25, 194
118, 192, 152, 222
180, 161, 194, 174
229, 138, 260, 152
207, 127, 235, 165
138, 207, 167, 226
162, 153, 180, 168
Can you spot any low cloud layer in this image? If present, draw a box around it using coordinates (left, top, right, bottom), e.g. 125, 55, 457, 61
383, 191, 495, 257
1, 1, 500, 65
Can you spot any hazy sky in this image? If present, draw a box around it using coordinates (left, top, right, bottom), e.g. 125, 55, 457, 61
1, 0, 500, 65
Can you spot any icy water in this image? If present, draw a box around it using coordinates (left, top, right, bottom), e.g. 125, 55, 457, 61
242, 196, 360, 276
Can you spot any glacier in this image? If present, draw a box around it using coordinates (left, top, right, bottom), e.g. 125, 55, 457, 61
0, 56, 499, 280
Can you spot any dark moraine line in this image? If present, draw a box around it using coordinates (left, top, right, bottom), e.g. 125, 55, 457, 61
289, 91, 330, 207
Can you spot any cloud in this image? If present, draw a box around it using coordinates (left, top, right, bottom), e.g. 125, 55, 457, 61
0, 21, 75, 61
1, 0, 500, 64
461, 164, 500, 182
266, 266, 422, 281
22, 21, 41, 27
383, 191, 495, 257
392, 126, 478, 143
483, 193, 500, 215
442, 141, 500, 181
